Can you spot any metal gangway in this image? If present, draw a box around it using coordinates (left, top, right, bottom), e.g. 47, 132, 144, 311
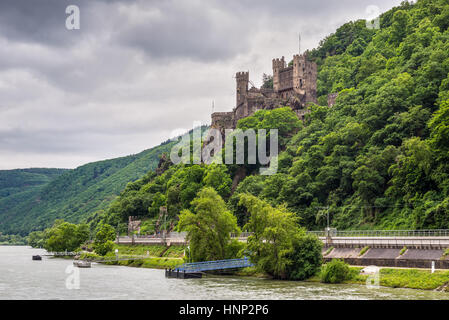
175, 257, 254, 273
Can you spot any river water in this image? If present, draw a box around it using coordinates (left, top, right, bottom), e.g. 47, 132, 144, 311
1, 246, 448, 300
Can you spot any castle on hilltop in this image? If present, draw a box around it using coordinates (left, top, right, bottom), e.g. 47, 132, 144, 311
211, 53, 317, 134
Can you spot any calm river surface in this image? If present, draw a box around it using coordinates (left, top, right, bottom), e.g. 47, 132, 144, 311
1, 246, 448, 300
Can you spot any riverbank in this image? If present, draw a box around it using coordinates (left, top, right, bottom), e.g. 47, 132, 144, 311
304, 267, 449, 292
235, 266, 449, 292
5, 246, 449, 300
79, 244, 186, 269
76, 244, 449, 292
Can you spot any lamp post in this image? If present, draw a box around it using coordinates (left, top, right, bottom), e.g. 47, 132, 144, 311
317, 206, 331, 246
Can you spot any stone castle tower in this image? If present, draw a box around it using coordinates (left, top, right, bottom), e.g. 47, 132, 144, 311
236, 71, 249, 107
211, 52, 317, 134
272, 54, 317, 102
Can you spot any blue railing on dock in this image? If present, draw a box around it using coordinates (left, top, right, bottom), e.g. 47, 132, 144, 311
175, 257, 254, 273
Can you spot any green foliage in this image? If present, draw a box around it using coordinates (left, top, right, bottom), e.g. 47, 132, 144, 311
320, 259, 351, 284
239, 194, 321, 280
237, 107, 302, 148
111, 257, 183, 269
44, 220, 89, 252
203, 164, 232, 200
261, 73, 273, 89
0, 233, 27, 245
324, 247, 334, 256
227, 1, 449, 231
27, 231, 45, 248
400, 246, 407, 255
429, 99, 449, 156
178, 187, 240, 262
378, 268, 449, 290
346, 266, 449, 290
100, 156, 234, 233
359, 246, 370, 256
0, 140, 178, 235
113, 244, 186, 258
94, 240, 115, 256
444, 248, 449, 257
285, 233, 323, 281
93, 224, 116, 256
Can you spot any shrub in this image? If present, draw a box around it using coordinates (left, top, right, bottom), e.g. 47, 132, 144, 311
285, 234, 323, 280
94, 240, 114, 256
359, 246, 370, 256
443, 248, 449, 257
399, 246, 407, 255
93, 224, 116, 256
324, 246, 334, 256
320, 259, 351, 284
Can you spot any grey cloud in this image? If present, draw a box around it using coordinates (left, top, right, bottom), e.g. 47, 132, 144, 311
114, 0, 251, 62
0, 0, 89, 45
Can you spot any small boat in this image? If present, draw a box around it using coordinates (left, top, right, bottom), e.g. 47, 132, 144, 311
32, 255, 42, 261
73, 260, 91, 268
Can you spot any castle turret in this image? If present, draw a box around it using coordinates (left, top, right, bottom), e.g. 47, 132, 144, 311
293, 53, 317, 104
236, 71, 249, 107
293, 54, 305, 94
272, 56, 286, 92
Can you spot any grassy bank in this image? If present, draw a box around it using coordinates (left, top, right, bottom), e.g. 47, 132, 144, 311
307, 266, 449, 291
112, 244, 185, 258
104, 257, 184, 269
234, 267, 270, 278
78, 245, 449, 291
79, 244, 186, 269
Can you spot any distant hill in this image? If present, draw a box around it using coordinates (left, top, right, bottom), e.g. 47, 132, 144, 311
0, 139, 177, 235
0, 168, 68, 229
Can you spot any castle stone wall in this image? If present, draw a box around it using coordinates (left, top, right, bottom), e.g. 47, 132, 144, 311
210, 52, 318, 135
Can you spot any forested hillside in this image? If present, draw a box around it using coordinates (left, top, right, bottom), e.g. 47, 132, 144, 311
0, 139, 178, 235
0, 168, 68, 234
99, 0, 449, 233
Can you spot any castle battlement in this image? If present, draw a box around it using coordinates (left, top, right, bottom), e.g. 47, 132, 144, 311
236, 71, 249, 78
211, 52, 318, 135
272, 56, 286, 69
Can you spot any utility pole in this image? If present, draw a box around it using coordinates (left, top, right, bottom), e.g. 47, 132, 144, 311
298, 32, 301, 53
116, 222, 120, 244
317, 206, 331, 246
160, 206, 168, 246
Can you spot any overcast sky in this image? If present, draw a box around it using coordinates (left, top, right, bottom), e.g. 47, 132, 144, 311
0, 0, 404, 170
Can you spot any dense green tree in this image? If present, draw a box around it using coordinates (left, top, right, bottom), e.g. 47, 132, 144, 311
27, 231, 45, 248
239, 194, 321, 280
320, 259, 351, 284
285, 233, 323, 281
44, 220, 89, 252
203, 164, 232, 200
178, 187, 241, 262
93, 224, 116, 256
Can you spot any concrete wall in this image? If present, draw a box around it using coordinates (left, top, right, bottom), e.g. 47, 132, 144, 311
323, 246, 449, 269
